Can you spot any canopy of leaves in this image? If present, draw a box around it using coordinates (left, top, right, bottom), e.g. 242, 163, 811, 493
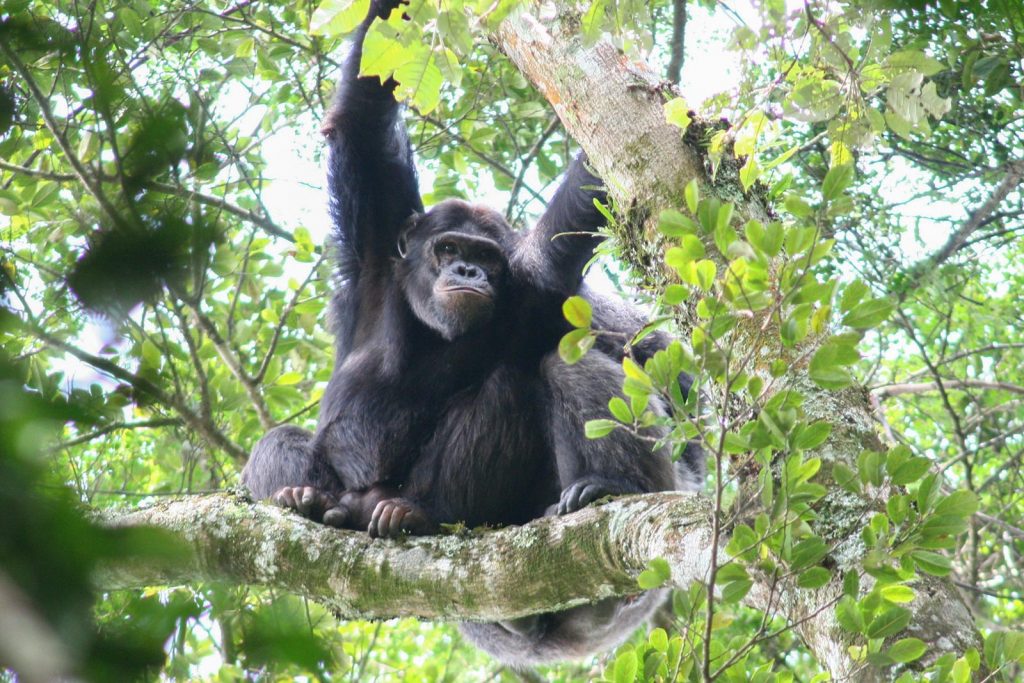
0, 0, 1021, 680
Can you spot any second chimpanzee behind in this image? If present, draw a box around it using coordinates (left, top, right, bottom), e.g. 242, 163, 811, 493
242, 0, 704, 666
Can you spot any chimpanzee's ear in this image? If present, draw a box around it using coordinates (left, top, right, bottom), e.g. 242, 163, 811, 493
396, 212, 421, 259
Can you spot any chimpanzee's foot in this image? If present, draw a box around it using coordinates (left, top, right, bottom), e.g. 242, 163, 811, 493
272, 486, 338, 523
556, 477, 632, 515
367, 498, 436, 538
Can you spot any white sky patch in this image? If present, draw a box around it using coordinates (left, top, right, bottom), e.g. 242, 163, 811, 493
873, 155, 972, 259
262, 126, 331, 241
678, 3, 746, 107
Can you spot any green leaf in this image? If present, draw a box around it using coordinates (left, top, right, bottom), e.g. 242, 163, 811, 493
665, 238, 706, 281
889, 456, 931, 485
613, 649, 638, 683
713, 223, 737, 257
585, 419, 618, 439
822, 164, 855, 201
797, 566, 832, 589
1005, 632, 1024, 662
608, 397, 632, 423
921, 514, 969, 538
884, 109, 914, 140
785, 226, 817, 256
793, 422, 832, 450
437, 10, 472, 54
809, 345, 854, 390
721, 578, 753, 603
645, 558, 672, 585
842, 297, 894, 329
843, 570, 860, 598
637, 572, 663, 590
276, 372, 303, 386
0, 194, 17, 215
858, 450, 886, 486
880, 585, 915, 604
726, 524, 759, 562
951, 657, 970, 683
140, 339, 162, 368
866, 606, 911, 639
697, 197, 721, 232
622, 357, 650, 385
917, 473, 941, 512
717, 563, 748, 583
836, 596, 865, 633
887, 494, 909, 525
394, 48, 443, 114
840, 280, 869, 313
790, 537, 828, 570
648, 627, 668, 652
664, 97, 691, 132
695, 260, 716, 291
675, 235, 706, 262
784, 195, 813, 218
562, 296, 592, 328
761, 222, 784, 256
830, 140, 852, 167
744, 219, 764, 251
663, 284, 688, 306
739, 155, 761, 192
434, 47, 463, 88
360, 22, 409, 80
658, 209, 700, 237
716, 203, 735, 232
310, 0, 370, 36
685, 179, 700, 214
934, 490, 979, 518
558, 328, 595, 365
887, 49, 946, 76
580, 0, 607, 42
833, 463, 861, 493
887, 638, 927, 663
912, 550, 951, 576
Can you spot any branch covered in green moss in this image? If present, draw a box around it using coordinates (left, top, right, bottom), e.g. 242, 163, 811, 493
96, 491, 711, 622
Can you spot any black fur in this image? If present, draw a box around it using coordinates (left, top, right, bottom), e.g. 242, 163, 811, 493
242, 0, 703, 666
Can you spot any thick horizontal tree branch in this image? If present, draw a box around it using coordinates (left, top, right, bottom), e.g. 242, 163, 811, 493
97, 491, 712, 621
96, 488, 976, 682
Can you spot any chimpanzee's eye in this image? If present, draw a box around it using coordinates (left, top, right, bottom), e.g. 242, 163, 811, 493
437, 241, 458, 256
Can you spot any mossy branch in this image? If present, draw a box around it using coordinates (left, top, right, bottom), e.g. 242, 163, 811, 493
96, 491, 711, 622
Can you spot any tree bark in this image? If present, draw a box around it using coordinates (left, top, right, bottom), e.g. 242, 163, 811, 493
97, 491, 712, 621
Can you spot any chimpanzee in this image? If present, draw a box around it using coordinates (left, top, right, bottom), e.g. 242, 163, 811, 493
241, 0, 704, 666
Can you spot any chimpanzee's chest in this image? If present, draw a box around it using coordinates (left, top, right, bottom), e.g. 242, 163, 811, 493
402, 362, 559, 527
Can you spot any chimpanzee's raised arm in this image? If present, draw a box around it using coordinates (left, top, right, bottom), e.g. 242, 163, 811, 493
322, 0, 423, 273
515, 154, 609, 294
